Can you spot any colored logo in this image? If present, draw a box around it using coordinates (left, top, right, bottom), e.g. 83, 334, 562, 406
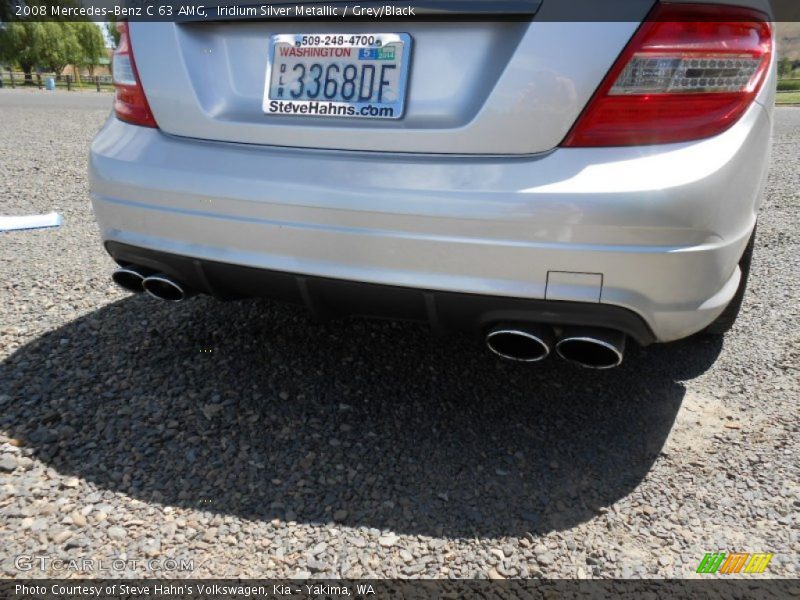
358, 47, 396, 61
696, 553, 773, 574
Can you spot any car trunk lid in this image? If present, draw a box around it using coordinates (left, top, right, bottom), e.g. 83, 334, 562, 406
130, 2, 652, 154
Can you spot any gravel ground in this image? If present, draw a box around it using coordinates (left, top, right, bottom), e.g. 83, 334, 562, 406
0, 89, 798, 579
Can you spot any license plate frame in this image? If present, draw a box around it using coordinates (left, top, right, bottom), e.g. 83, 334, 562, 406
263, 33, 412, 120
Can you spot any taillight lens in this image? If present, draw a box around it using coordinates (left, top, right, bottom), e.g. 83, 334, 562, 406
113, 22, 158, 128
563, 3, 772, 147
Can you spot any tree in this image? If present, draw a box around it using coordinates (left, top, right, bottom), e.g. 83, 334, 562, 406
74, 22, 106, 77
0, 2, 15, 21
38, 22, 82, 76
106, 16, 121, 48
778, 56, 793, 78
0, 22, 47, 82
0, 21, 85, 81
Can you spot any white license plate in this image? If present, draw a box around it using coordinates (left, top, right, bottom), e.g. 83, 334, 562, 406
263, 33, 412, 120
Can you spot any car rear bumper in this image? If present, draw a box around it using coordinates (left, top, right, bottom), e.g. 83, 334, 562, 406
104, 240, 657, 345
89, 100, 771, 343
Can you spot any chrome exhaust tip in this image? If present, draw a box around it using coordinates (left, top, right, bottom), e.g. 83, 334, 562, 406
112, 265, 153, 293
142, 274, 190, 302
555, 327, 626, 370
486, 324, 554, 363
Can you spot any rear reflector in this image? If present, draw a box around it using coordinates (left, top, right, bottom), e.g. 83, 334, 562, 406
563, 3, 772, 147
113, 22, 157, 128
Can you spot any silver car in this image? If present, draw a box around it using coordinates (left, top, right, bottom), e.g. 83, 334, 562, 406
90, 1, 776, 369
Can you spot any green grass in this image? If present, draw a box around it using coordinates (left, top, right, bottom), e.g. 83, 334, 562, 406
776, 91, 800, 105
777, 79, 800, 91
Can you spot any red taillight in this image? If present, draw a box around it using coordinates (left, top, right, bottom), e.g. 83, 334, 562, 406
113, 22, 158, 128
563, 3, 772, 147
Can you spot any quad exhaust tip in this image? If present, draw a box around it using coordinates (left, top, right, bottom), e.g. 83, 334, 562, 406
486, 325, 554, 363
555, 327, 626, 370
142, 274, 190, 302
114, 266, 626, 365
112, 265, 153, 294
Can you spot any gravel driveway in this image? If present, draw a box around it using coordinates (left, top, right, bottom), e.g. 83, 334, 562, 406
1, 89, 797, 579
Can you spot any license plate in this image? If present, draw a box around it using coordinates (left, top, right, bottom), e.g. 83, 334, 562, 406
263, 33, 412, 120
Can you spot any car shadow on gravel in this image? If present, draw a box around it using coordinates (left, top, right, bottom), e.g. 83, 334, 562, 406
0, 295, 723, 539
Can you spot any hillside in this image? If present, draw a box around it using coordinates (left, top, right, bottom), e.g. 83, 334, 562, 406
778, 22, 800, 61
